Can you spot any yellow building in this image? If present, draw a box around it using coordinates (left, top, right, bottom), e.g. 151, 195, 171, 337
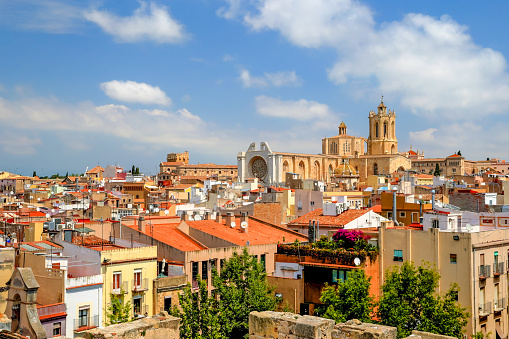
99, 245, 158, 324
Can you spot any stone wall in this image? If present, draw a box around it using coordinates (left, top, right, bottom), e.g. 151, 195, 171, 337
84, 312, 179, 339
249, 312, 457, 339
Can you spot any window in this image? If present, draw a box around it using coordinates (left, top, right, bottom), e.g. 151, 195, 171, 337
432, 219, 439, 228
134, 269, 142, 289
113, 272, 121, 291
310, 201, 315, 206
260, 254, 266, 272
192, 262, 199, 282
164, 296, 172, 313
387, 212, 392, 219
480, 253, 485, 266
394, 250, 403, 262
133, 295, 142, 315
53, 322, 61, 336
52, 263, 60, 269
220, 259, 225, 268
450, 254, 457, 264
79, 307, 89, 328
399, 211, 406, 218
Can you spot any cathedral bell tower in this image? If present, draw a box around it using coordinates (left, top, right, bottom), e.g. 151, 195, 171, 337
367, 96, 398, 155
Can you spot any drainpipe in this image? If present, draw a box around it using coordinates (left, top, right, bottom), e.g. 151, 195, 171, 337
432, 190, 435, 211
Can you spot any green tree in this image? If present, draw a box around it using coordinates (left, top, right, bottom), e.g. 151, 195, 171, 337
457, 150, 462, 156
213, 247, 276, 339
378, 262, 468, 339
32, 171, 37, 177
433, 163, 440, 176
131, 165, 135, 174
172, 277, 221, 339
106, 290, 132, 325
316, 269, 374, 323
135, 167, 140, 175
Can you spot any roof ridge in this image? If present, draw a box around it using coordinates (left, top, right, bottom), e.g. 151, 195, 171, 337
247, 216, 308, 239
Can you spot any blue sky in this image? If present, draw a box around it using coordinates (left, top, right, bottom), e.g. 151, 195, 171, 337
1, 0, 509, 176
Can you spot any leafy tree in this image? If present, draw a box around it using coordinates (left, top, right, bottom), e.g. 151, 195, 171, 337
487, 158, 490, 161
106, 290, 132, 325
457, 150, 462, 156
32, 171, 37, 177
172, 277, 221, 339
132, 165, 135, 174
433, 163, 440, 176
316, 269, 374, 323
213, 247, 277, 338
378, 262, 468, 339
135, 167, 140, 175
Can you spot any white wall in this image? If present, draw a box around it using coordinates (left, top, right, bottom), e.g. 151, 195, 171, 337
65, 276, 103, 338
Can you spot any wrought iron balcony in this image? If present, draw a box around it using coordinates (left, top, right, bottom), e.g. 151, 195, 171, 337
74, 314, 99, 332
132, 278, 149, 292
479, 265, 491, 280
479, 302, 492, 317
494, 262, 504, 277
111, 281, 128, 295
494, 298, 506, 311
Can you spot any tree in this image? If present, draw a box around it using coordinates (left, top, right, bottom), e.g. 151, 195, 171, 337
213, 248, 276, 338
32, 171, 37, 177
172, 277, 221, 339
433, 163, 440, 176
135, 167, 140, 175
457, 150, 462, 156
316, 269, 374, 323
106, 290, 132, 325
378, 262, 468, 339
131, 165, 135, 174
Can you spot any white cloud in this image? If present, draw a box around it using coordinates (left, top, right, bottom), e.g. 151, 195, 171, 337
255, 95, 333, 121
239, 69, 301, 88
240, 0, 509, 120
84, 1, 187, 44
0, 131, 42, 155
100, 80, 172, 106
217, 0, 243, 19
409, 128, 437, 144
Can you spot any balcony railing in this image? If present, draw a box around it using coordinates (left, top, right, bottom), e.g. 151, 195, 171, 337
132, 278, 149, 292
134, 304, 148, 318
111, 281, 128, 295
479, 265, 491, 280
74, 315, 99, 332
494, 298, 506, 311
494, 262, 504, 276
479, 302, 492, 316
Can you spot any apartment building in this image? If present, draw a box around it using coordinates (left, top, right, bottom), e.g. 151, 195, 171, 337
379, 219, 509, 338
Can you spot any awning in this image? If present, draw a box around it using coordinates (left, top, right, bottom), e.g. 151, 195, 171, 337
74, 227, 94, 234
299, 262, 356, 269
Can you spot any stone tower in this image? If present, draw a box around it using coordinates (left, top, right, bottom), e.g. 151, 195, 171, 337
367, 97, 398, 155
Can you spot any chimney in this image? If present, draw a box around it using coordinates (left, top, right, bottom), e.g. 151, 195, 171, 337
204, 211, 211, 220
138, 216, 145, 233
226, 212, 235, 227
216, 212, 222, 224
182, 211, 189, 221
240, 213, 248, 233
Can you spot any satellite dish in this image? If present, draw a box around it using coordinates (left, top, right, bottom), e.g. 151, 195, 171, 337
189, 216, 194, 221
241, 221, 248, 228
51, 209, 55, 213
45, 213, 50, 219
194, 215, 202, 221
164, 209, 169, 215
230, 222, 236, 228
217, 195, 221, 199
466, 223, 472, 231
154, 208, 160, 213
36, 207, 40, 212
354, 257, 361, 266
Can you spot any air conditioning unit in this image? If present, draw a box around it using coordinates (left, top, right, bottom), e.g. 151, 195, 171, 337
65, 222, 73, 229
56, 224, 63, 231
48, 222, 55, 231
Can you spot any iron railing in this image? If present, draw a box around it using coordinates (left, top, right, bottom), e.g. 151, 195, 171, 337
111, 281, 128, 295
74, 314, 99, 331
479, 265, 491, 279
479, 302, 492, 316
132, 278, 148, 292
494, 298, 506, 311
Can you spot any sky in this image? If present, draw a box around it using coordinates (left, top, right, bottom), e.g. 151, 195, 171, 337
1, 0, 509, 176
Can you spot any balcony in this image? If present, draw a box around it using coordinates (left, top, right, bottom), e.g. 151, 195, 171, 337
494, 262, 504, 277
494, 298, 506, 312
74, 315, 99, 332
111, 281, 128, 295
479, 265, 491, 280
479, 302, 492, 317
132, 278, 149, 292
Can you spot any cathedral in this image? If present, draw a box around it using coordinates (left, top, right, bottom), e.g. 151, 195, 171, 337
237, 99, 412, 185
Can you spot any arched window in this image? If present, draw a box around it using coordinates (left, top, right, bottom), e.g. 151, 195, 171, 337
375, 122, 379, 138
384, 122, 387, 137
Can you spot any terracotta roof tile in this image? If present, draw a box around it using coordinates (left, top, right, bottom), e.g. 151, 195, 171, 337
126, 223, 207, 252
288, 208, 371, 227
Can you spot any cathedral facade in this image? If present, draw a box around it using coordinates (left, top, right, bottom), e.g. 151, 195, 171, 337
237, 99, 411, 185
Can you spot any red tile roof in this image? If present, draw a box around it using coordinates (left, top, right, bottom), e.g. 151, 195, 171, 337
86, 166, 104, 174
288, 208, 371, 227
369, 205, 381, 213
125, 223, 208, 252
186, 217, 307, 246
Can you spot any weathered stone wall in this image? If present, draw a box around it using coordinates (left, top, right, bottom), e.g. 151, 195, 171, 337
84, 312, 179, 339
249, 312, 458, 339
